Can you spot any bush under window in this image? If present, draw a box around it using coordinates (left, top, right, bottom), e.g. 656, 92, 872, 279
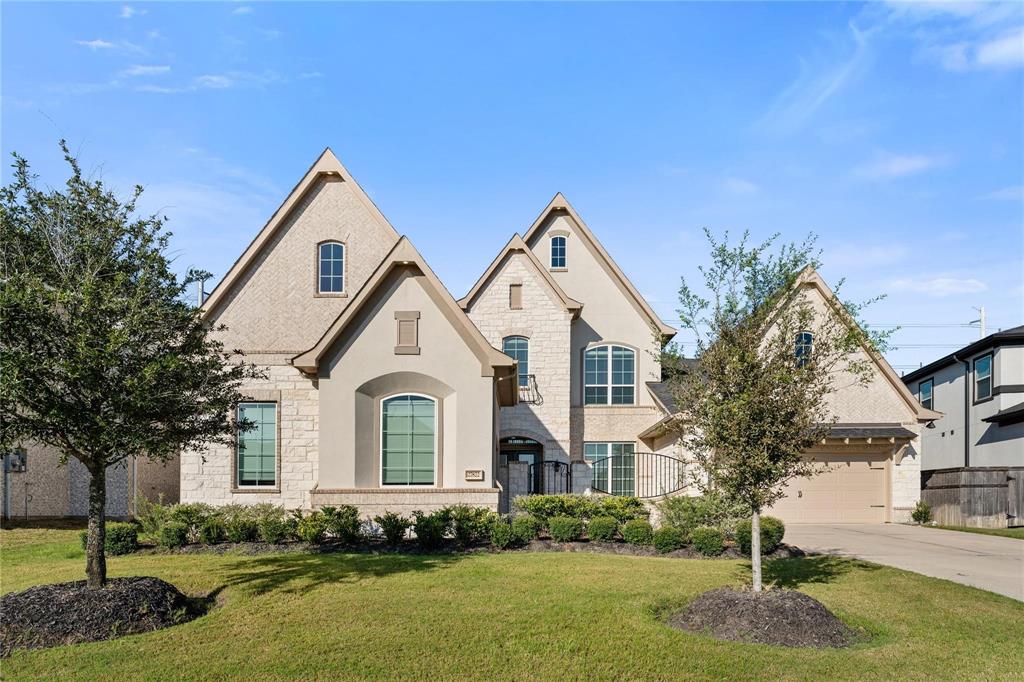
374, 511, 412, 545
511, 514, 541, 544
548, 516, 583, 542
587, 516, 619, 542
621, 519, 654, 546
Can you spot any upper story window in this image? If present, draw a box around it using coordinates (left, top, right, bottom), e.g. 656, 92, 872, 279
919, 378, 934, 410
974, 353, 992, 401
236, 402, 277, 488
550, 235, 566, 269
502, 336, 529, 387
795, 331, 813, 368
318, 241, 345, 293
584, 345, 635, 405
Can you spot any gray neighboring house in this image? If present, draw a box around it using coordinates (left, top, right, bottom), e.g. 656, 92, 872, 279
902, 325, 1024, 528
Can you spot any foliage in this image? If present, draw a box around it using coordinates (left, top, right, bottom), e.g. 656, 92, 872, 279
489, 520, 515, 549
670, 230, 888, 590
447, 505, 496, 548
79, 522, 138, 556
735, 516, 786, 556
224, 517, 259, 544
169, 503, 216, 543
621, 519, 654, 546
198, 517, 226, 545
0, 143, 264, 586
656, 493, 747, 538
411, 509, 452, 550
911, 500, 932, 525
258, 517, 291, 545
548, 516, 583, 542
690, 526, 726, 556
586, 516, 619, 542
594, 496, 650, 523
133, 494, 171, 539
374, 511, 412, 545
510, 514, 541, 544
157, 521, 189, 549
514, 495, 647, 523
320, 505, 363, 543
652, 526, 688, 553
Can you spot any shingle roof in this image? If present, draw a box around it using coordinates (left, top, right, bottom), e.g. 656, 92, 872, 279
827, 426, 918, 440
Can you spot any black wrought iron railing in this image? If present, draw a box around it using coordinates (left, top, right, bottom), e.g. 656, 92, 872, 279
517, 374, 543, 405
588, 451, 686, 499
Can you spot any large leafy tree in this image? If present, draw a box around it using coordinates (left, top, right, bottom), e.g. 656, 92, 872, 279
0, 142, 260, 587
669, 230, 890, 591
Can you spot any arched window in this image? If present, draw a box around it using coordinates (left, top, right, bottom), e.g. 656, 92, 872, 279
550, 235, 566, 269
795, 331, 813, 368
584, 345, 635, 405
381, 394, 436, 486
318, 241, 345, 293
502, 336, 529, 387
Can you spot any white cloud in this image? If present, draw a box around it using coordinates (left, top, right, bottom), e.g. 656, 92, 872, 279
121, 65, 171, 77
194, 74, 233, 89
891, 276, 988, 297
852, 152, 947, 180
119, 5, 145, 19
722, 177, 760, 195
976, 27, 1024, 68
136, 71, 281, 94
981, 185, 1024, 201
298, 71, 323, 79
232, 6, 253, 14
75, 39, 116, 50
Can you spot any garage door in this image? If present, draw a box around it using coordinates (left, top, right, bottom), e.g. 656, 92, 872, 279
767, 454, 887, 524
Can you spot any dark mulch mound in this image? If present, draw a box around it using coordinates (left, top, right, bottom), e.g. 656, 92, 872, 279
1, 577, 205, 657
668, 587, 860, 648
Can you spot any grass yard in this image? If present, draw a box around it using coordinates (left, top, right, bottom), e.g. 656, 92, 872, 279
929, 524, 1024, 540
2, 527, 1022, 681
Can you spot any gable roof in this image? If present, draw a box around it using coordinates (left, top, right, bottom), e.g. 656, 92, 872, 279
521, 193, 676, 339
458, 233, 583, 315
291, 237, 518, 405
201, 148, 400, 318
902, 324, 1024, 384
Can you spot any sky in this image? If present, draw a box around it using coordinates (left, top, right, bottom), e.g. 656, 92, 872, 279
2, 1, 1022, 374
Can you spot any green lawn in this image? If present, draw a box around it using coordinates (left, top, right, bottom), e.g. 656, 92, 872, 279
930, 524, 1024, 540
2, 528, 1022, 681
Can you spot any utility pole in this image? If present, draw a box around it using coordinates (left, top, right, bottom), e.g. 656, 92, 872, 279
970, 306, 986, 339
195, 278, 206, 309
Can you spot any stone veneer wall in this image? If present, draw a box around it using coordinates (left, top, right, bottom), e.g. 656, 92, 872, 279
466, 252, 573, 463
891, 434, 922, 523
569, 406, 663, 461
180, 363, 319, 509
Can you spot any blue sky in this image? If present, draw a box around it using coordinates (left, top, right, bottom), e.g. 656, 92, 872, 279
3, 1, 1022, 373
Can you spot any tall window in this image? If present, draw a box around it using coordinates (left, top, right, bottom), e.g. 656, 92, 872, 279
381, 394, 436, 486
974, 354, 992, 401
237, 402, 277, 487
918, 379, 934, 410
584, 443, 635, 496
584, 345, 635, 404
550, 235, 566, 268
318, 241, 344, 293
503, 336, 530, 387
795, 331, 813, 368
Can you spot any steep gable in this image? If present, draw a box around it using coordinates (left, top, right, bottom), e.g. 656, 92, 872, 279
202, 149, 400, 355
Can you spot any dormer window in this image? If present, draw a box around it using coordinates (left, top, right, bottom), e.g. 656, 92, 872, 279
550, 235, 566, 269
318, 241, 345, 294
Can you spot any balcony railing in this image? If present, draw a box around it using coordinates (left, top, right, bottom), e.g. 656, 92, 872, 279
517, 374, 543, 405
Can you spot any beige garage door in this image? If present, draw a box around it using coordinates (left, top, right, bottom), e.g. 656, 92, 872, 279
767, 454, 888, 524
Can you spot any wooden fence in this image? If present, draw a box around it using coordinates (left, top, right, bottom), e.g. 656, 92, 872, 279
921, 467, 1024, 529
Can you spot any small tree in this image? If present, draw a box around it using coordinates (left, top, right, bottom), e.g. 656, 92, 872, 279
0, 142, 262, 587
669, 230, 889, 591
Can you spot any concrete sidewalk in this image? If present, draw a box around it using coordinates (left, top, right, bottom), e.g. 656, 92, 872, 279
784, 523, 1024, 601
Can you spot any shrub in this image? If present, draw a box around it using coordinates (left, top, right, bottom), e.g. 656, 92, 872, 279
168, 503, 216, 542
510, 514, 541, 544
447, 505, 496, 548
294, 510, 329, 544
587, 516, 619, 542
653, 526, 688, 553
911, 500, 932, 525
735, 516, 786, 555
657, 493, 747, 537
490, 520, 515, 549
157, 521, 189, 548
374, 511, 412, 545
690, 526, 726, 556
198, 517, 226, 545
621, 519, 654, 546
81, 522, 139, 556
514, 494, 648, 523
412, 509, 451, 550
224, 517, 258, 543
595, 497, 649, 523
548, 515, 583, 542
321, 505, 363, 544
133, 494, 170, 539
258, 516, 291, 544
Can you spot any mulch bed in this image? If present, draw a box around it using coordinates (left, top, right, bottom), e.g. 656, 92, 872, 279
527, 539, 804, 560
0, 577, 206, 657
668, 587, 861, 648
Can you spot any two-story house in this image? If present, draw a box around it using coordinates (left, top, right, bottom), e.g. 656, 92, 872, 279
902, 326, 1024, 528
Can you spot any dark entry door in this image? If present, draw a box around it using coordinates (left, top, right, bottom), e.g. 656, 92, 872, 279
500, 437, 543, 494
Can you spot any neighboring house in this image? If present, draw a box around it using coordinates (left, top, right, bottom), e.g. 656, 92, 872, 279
181, 149, 935, 524
902, 326, 1024, 528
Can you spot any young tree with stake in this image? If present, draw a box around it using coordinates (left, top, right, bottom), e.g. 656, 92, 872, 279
0, 142, 262, 587
668, 230, 889, 591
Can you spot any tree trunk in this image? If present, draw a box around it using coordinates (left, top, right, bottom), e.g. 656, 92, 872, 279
751, 509, 762, 592
85, 468, 107, 588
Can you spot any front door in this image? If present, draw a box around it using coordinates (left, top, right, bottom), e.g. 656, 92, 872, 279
498, 437, 543, 512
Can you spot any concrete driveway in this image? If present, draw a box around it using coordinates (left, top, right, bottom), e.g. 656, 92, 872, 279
784, 524, 1024, 601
